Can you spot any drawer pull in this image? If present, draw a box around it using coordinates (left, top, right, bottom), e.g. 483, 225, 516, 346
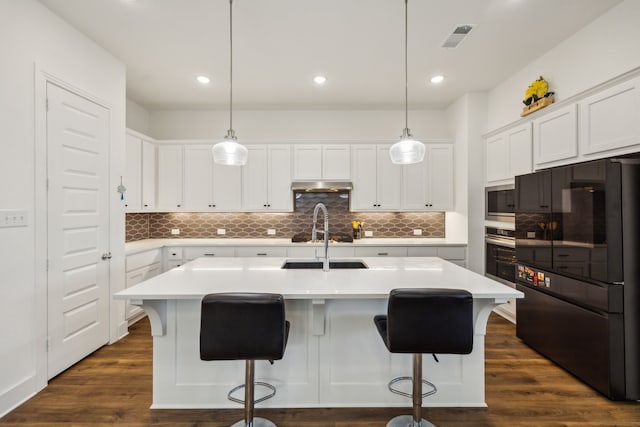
257, 253, 267, 256
204, 253, 216, 256
378, 252, 388, 256
557, 254, 569, 257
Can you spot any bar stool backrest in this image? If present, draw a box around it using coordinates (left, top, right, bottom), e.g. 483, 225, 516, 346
200, 292, 287, 361
386, 288, 474, 354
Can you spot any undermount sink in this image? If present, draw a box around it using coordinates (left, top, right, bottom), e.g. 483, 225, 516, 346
281, 259, 368, 269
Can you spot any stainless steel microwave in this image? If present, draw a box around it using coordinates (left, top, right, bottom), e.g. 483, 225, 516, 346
485, 185, 515, 222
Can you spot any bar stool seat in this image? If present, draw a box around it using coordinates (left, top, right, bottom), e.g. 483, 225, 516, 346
200, 293, 290, 427
374, 288, 474, 427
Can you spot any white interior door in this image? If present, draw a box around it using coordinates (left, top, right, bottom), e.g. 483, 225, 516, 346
46, 82, 110, 379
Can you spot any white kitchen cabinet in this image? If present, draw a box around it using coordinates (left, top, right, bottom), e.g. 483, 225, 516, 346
242, 144, 292, 211
141, 140, 156, 210
293, 144, 351, 180
354, 246, 407, 257
533, 104, 578, 168
407, 246, 467, 267
125, 133, 142, 211
125, 131, 156, 211
485, 123, 532, 185
485, 133, 509, 184
351, 144, 402, 211
579, 76, 640, 157
156, 145, 183, 211
183, 145, 242, 211
403, 144, 454, 211
235, 247, 288, 257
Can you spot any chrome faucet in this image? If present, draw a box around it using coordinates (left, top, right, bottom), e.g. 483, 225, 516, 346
311, 202, 330, 271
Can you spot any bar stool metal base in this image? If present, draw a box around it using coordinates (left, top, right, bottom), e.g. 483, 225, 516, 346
386, 415, 436, 427
230, 417, 277, 427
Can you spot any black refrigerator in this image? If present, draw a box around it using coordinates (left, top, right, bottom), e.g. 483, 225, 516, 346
515, 158, 640, 400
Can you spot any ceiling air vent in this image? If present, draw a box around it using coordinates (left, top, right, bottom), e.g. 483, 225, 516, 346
441, 24, 475, 48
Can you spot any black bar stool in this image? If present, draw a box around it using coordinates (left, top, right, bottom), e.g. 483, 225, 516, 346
200, 293, 290, 427
374, 288, 474, 427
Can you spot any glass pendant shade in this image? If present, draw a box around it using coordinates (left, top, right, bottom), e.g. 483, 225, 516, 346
211, 130, 248, 166
390, 128, 425, 164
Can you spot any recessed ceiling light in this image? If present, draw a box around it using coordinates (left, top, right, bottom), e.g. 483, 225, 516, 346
313, 75, 327, 85
196, 75, 211, 85
430, 75, 445, 84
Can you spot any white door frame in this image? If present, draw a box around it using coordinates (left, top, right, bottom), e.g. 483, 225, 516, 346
34, 63, 118, 385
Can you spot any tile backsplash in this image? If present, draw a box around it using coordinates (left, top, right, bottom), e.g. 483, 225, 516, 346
126, 193, 445, 242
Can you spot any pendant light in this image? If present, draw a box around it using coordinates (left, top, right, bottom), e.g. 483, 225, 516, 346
212, 0, 248, 166
389, 0, 425, 165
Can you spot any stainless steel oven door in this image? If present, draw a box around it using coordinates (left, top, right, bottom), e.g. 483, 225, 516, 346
485, 236, 516, 286
486, 184, 515, 222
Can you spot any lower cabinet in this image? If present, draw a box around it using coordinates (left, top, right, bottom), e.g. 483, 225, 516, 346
407, 246, 467, 267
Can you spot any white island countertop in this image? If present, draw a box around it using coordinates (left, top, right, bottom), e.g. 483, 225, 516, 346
115, 256, 520, 301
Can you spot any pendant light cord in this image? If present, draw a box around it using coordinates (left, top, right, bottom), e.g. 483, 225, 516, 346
404, 0, 408, 131
229, 0, 234, 132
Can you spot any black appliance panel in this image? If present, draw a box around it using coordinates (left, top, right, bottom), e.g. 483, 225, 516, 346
551, 160, 623, 283
516, 284, 625, 399
486, 243, 516, 284
516, 265, 622, 314
515, 170, 553, 270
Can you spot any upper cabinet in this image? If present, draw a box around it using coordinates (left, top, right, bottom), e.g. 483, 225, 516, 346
579, 76, 640, 157
485, 123, 532, 185
125, 131, 155, 212
532, 104, 578, 168
403, 144, 454, 211
484, 71, 640, 180
292, 144, 351, 180
156, 145, 183, 211
183, 145, 242, 211
242, 144, 292, 212
351, 144, 402, 211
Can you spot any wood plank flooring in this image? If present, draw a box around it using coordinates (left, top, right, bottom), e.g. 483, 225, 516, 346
2, 314, 640, 426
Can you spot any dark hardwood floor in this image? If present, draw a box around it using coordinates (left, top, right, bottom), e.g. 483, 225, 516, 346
2, 313, 640, 426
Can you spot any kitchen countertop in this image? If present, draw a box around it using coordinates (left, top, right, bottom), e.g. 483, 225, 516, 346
125, 237, 468, 255
114, 256, 518, 301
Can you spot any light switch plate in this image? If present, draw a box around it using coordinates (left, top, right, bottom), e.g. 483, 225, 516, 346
364, 230, 373, 237
217, 228, 226, 235
0, 210, 28, 227
267, 229, 276, 235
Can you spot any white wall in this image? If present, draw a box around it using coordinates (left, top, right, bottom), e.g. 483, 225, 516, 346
446, 93, 488, 272
0, 0, 126, 417
487, 0, 640, 130
126, 99, 151, 135
149, 109, 449, 141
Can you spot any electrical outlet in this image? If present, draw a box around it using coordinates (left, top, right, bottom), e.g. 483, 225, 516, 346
217, 228, 226, 235
171, 228, 180, 235
267, 229, 276, 235
0, 210, 28, 228
413, 229, 422, 236
364, 230, 373, 237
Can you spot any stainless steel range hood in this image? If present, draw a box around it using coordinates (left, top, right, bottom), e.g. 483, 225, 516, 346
291, 180, 353, 192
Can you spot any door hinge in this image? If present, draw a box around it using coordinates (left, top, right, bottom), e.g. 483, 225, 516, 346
46, 98, 49, 111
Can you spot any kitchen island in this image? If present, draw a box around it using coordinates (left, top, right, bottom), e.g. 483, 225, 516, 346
114, 256, 522, 409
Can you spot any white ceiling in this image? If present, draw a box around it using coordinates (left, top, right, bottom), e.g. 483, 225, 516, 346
39, 0, 621, 111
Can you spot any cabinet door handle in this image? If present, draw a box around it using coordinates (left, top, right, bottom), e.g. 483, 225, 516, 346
204, 253, 215, 256
378, 252, 388, 256
557, 254, 569, 257
144, 204, 148, 207
257, 253, 267, 256
177, 204, 181, 207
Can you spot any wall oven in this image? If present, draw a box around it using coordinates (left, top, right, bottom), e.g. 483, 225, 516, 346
486, 185, 515, 223
485, 227, 516, 286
